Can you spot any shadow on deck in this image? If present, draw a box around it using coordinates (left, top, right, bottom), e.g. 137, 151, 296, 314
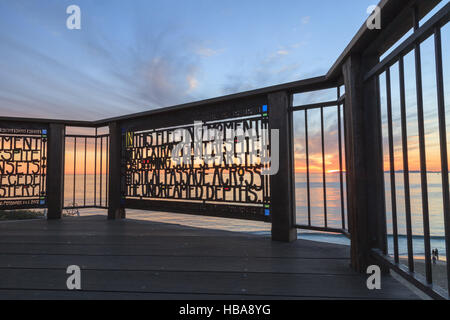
0, 214, 419, 300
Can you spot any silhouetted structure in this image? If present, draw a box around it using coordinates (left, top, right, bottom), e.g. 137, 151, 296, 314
0, 0, 449, 299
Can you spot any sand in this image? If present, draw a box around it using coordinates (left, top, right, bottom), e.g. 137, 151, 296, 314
400, 258, 448, 292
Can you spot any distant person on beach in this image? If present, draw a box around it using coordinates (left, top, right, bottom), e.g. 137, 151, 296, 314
435, 249, 439, 261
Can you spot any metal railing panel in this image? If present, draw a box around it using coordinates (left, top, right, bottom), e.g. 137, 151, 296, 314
0, 127, 48, 209
63, 129, 109, 211
367, 4, 450, 298
292, 88, 348, 235
121, 102, 271, 222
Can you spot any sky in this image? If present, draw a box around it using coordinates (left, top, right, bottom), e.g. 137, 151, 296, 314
0, 0, 449, 174
0, 0, 380, 121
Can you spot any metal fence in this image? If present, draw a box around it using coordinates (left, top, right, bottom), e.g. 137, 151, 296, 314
63, 127, 109, 210
366, 3, 450, 298
0, 127, 48, 209
0, 0, 448, 300
121, 98, 272, 221
291, 88, 349, 235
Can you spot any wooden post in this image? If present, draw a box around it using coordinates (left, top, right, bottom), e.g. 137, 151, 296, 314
47, 123, 65, 220
363, 56, 388, 257
342, 54, 387, 272
108, 122, 125, 219
268, 91, 297, 242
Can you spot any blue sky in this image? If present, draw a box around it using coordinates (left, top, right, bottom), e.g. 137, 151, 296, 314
0, 0, 383, 120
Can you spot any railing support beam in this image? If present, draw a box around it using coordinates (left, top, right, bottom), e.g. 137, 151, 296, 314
342, 54, 387, 272
268, 91, 297, 242
47, 123, 65, 219
108, 122, 125, 220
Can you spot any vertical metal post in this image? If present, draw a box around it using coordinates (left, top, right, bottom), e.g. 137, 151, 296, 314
413, 7, 432, 284
343, 99, 350, 230
321, 107, 328, 227
94, 128, 97, 207
84, 137, 87, 207
106, 135, 109, 207
305, 109, 311, 226
386, 68, 400, 264
434, 25, 450, 293
399, 57, 414, 270
337, 87, 346, 230
73, 137, 76, 207
370, 70, 388, 257
100, 136, 103, 207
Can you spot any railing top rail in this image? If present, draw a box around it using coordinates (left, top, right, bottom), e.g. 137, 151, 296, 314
0, 76, 336, 127
327, 0, 440, 79
364, 2, 450, 82
0, 117, 97, 127
95, 76, 337, 126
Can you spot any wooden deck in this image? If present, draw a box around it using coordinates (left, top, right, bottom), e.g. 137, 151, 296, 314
0, 214, 419, 299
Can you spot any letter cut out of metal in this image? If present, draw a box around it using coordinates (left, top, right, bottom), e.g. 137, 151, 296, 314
0, 128, 48, 209
122, 105, 271, 221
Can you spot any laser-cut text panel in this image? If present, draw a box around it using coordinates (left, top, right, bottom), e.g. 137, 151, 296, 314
123, 110, 271, 220
0, 128, 47, 209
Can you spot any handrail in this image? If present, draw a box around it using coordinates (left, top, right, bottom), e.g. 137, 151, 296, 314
1, 76, 337, 126
1, 0, 448, 299
371, 249, 448, 300
326, 0, 440, 79
364, 2, 450, 82
291, 100, 340, 112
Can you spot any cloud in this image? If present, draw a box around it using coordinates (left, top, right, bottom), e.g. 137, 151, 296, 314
221, 74, 255, 94
291, 41, 307, 49
195, 47, 223, 57
273, 63, 301, 75
186, 74, 199, 92
0, 2, 209, 120
277, 50, 289, 55
220, 48, 304, 95
301, 16, 310, 25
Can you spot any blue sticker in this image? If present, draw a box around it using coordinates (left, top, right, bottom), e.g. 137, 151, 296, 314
40, 200, 46, 205
262, 105, 268, 112
265, 209, 270, 216
42, 129, 47, 134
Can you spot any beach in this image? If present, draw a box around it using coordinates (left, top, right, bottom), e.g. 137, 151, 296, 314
400, 258, 448, 292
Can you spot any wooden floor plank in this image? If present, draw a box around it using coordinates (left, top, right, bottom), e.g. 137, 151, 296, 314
0, 255, 352, 274
0, 215, 419, 300
0, 289, 387, 300
0, 269, 417, 299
